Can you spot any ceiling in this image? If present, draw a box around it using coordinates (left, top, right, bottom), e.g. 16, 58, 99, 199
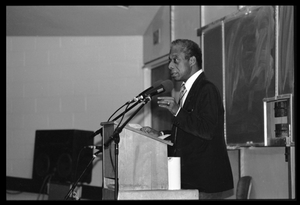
6, 5, 162, 36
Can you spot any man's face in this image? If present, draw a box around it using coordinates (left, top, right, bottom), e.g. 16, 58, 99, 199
168, 45, 191, 82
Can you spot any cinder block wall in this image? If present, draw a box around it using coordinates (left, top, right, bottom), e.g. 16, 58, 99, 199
6, 36, 144, 187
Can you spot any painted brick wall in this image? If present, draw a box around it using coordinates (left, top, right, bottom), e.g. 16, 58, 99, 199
6, 36, 144, 187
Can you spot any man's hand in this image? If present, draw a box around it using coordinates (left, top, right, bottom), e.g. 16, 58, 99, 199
140, 126, 161, 136
157, 96, 180, 116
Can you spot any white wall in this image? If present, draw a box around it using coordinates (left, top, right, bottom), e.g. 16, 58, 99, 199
6, 36, 145, 187
173, 6, 200, 45
143, 6, 170, 64
201, 6, 238, 26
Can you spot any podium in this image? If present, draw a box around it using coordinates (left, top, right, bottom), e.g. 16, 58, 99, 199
101, 121, 173, 200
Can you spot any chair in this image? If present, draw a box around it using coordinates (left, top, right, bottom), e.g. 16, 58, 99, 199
236, 176, 252, 199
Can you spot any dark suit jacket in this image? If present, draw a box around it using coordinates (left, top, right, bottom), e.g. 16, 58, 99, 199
170, 72, 234, 193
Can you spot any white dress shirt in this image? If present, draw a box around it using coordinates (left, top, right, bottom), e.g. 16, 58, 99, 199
175, 69, 203, 116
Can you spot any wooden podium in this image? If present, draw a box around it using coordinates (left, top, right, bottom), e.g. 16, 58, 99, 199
101, 121, 173, 200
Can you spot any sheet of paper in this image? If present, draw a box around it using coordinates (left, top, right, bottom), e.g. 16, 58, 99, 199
128, 123, 142, 129
158, 134, 171, 140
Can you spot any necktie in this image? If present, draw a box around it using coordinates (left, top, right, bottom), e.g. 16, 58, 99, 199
178, 82, 187, 107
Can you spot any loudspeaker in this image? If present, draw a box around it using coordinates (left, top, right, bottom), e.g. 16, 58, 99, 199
32, 129, 94, 185
47, 182, 72, 200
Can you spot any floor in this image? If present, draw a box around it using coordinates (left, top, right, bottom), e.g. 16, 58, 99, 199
6, 190, 48, 201
6, 190, 90, 201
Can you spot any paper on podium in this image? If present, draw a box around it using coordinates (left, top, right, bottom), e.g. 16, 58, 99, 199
158, 134, 171, 140
128, 123, 143, 129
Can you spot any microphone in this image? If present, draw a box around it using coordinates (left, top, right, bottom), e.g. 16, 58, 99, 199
128, 80, 162, 103
85, 145, 102, 150
129, 80, 174, 103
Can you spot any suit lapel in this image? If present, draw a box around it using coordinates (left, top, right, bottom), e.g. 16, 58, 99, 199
183, 72, 206, 108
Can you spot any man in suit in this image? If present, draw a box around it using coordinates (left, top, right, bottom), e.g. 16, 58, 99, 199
141, 39, 233, 199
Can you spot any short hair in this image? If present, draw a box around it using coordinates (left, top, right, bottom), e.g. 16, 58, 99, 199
171, 39, 202, 69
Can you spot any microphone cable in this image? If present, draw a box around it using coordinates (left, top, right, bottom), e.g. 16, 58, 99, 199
107, 101, 131, 122
114, 102, 130, 131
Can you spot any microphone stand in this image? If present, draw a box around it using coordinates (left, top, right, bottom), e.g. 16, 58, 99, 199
103, 96, 151, 200
111, 101, 140, 122
64, 150, 102, 200
89, 101, 141, 141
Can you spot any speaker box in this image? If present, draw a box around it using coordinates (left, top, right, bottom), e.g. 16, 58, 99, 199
32, 129, 94, 186
47, 182, 72, 200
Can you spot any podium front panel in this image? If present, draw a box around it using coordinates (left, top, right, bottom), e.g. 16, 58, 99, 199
118, 127, 168, 190
101, 122, 169, 199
